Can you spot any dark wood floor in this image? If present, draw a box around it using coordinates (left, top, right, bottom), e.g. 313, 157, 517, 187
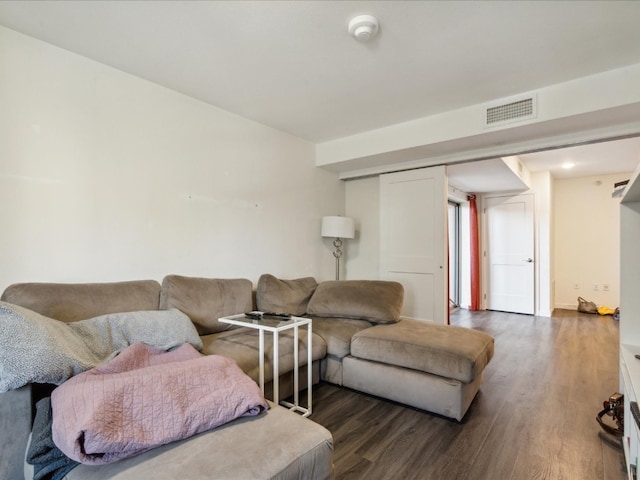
309, 309, 626, 480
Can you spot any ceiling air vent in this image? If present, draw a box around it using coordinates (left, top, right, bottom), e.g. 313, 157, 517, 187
484, 93, 537, 128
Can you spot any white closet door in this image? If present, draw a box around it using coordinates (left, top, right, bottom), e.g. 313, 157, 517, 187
380, 166, 448, 323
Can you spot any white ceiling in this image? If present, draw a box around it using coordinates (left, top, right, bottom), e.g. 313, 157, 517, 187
448, 159, 527, 193
447, 137, 640, 193
1, 0, 640, 185
519, 136, 640, 179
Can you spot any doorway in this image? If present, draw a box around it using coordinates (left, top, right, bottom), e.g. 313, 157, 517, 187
484, 194, 535, 315
448, 200, 460, 309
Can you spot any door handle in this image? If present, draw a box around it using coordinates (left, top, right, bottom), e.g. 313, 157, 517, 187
525, 258, 533, 263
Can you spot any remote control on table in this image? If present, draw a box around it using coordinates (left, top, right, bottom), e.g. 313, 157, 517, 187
263, 312, 291, 319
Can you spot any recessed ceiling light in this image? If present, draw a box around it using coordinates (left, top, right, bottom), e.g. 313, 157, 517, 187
561, 162, 576, 170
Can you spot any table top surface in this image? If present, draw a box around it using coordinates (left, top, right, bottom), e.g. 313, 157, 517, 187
219, 312, 311, 331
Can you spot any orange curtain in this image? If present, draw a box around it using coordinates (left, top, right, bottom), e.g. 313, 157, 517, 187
468, 194, 480, 311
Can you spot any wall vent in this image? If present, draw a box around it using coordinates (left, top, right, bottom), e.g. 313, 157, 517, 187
484, 93, 537, 128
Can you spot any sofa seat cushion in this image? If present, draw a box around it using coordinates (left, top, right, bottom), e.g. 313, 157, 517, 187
350, 318, 494, 384
200, 328, 327, 384
309, 316, 373, 359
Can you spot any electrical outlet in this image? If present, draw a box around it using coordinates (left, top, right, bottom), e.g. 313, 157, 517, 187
573, 283, 580, 290
603, 284, 610, 292
593, 284, 599, 291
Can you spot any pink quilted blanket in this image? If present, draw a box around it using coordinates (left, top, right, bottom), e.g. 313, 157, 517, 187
51, 342, 268, 464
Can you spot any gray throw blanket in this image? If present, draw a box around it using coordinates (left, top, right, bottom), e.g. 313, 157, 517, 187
0, 301, 203, 392
26, 396, 79, 480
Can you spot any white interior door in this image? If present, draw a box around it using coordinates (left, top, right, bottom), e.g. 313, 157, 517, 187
485, 194, 535, 314
380, 166, 447, 323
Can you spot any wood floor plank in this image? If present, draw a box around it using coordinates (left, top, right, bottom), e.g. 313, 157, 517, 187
557, 403, 607, 479
442, 384, 508, 464
310, 309, 627, 480
405, 453, 472, 480
335, 402, 404, 464
602, 433, 627, 480
510, 451, 561, 480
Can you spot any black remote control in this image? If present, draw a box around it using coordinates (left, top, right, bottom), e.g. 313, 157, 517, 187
263, 312, 291, 319
244, 312, 262, 319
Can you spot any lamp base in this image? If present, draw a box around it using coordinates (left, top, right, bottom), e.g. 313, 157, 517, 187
332, 238, 343, 280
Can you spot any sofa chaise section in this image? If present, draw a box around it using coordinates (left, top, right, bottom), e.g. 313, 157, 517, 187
302, 279, 494, 421
344, 318, 495, 421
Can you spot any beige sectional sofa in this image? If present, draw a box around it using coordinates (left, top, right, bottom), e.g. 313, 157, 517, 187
0, 274, 494, 480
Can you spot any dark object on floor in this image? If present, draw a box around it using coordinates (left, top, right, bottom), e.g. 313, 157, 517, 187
596, 392, 624, 437
578, 296, 598, 314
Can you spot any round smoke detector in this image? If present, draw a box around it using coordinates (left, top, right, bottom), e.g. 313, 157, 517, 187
348, 14, 379, 42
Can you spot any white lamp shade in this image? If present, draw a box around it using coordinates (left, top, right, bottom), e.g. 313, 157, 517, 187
321, 216, 355, 239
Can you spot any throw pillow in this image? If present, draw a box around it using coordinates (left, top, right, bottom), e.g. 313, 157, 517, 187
256, 274, 318, 316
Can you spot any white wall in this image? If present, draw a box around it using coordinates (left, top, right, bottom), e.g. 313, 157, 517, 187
344, 176, 379, 279
0, 26, 344, 292
530, 171, 553, 316
317, 63, 640, 177
553, 173, 631, 310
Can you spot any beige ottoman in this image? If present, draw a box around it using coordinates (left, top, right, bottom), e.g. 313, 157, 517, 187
342, 318, 494, 421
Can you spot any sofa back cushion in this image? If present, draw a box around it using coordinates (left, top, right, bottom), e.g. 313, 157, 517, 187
306, 280, 403, 324
160, 275, 253, 334
256, 274, 318, 316
0, 280, 161, 323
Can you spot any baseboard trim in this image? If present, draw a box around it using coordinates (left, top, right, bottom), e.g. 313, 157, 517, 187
554, 303, 577, 311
